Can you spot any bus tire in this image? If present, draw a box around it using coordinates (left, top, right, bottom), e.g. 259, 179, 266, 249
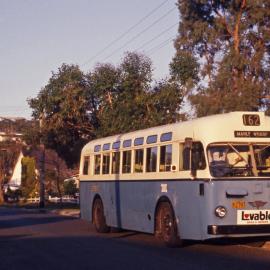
155, 202, 182, 247
93, 198, 110, 233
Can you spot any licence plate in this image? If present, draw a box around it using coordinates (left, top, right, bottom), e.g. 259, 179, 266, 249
232, 201, 245, 209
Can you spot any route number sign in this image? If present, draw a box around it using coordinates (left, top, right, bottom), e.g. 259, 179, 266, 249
242, 114, 260, 126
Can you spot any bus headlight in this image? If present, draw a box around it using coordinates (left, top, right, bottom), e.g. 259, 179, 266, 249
215, 206, 227, 218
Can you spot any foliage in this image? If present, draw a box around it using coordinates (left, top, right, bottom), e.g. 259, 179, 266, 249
43, 148, 71, 199
22, 120, 40, 146
21, 156, 37, 198
21, 146, 72, 199
63, 180, 78, 197
92, 52, 184, 137
96, 52, 153, 135
171, 0, 270, 117
0, 117, 33, 134
29, 52, 185, 166
149, 80, 185, 125
28, 64, 98, 166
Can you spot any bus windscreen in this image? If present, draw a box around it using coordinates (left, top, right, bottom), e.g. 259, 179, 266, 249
207, 143, 270, 177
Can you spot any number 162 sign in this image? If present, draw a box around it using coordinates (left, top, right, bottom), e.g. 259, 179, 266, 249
242, 114, 260, 126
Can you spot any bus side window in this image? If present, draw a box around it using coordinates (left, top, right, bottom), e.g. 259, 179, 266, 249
134, 149, 144, 173
146, 146, 157, 172
102, 153, 110, 174
112, 152, 120, 174
122, 150, 131, 173
83, 156, 90, 175
94, 154, 101, 175
192, 142, 206, 170
160, 144, 172, 172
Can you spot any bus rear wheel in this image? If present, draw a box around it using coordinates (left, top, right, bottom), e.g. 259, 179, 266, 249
155, 202, 182, 247
93, 198, 110, 233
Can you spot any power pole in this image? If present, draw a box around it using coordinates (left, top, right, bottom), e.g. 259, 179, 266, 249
39, 112, 45, 208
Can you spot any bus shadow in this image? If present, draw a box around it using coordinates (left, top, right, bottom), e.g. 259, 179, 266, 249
0, 213, 75, 230
1, 232, 270, 270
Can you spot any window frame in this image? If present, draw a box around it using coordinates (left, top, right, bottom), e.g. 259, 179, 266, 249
179, 141, 206, 171
122, 150, 132, 174
159, 144, 172, 172
94, 154, 101, 175
146, 146, 158, 172
112, 151, 121, 174
134, 148, 144, 173
102, 153, 110, 174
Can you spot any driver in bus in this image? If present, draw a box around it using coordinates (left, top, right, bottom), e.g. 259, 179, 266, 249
209, 148, 231, 177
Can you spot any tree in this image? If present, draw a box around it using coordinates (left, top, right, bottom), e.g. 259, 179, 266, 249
21, 156, 37, 198
43, 149, 71, 202
86, 63, 121, 137
171, 0, 270, 117
28, 64, 98, 167
28, 52, 185, 167
93, 52, 184, 136
21, 146, 71, 200
92, 52, 154, 136
63, 179, 78, 197
148, 80, 185, 125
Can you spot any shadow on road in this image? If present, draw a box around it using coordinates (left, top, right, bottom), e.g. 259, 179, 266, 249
0, 233, 270, 270
204, 236, 270, 247
1, 207, 270, 270
0, 208, 75, 230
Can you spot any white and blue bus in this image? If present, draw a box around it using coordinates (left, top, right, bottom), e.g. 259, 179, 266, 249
79, 112, 270, 246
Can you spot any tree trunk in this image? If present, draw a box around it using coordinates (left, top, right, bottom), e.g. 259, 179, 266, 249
0, 179, 4, 204
56, 165, 62, 205
231, 0, 246, 92
0, 163, 5, 204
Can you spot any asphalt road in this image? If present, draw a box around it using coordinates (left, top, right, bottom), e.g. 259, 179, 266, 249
0, 207, 270, 270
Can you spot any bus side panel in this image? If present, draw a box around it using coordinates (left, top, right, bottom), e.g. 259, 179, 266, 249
80, 180, 205, 240
171, 181, 205, 240
80, 180, 124, 226
80, 181, 93, 221
106, 181, 160, 233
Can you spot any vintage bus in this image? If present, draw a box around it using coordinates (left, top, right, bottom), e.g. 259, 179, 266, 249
79, 112, 270, 246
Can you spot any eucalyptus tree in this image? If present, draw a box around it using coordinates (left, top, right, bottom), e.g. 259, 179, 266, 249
28, 64, 97, 166
171, 0, 270, 116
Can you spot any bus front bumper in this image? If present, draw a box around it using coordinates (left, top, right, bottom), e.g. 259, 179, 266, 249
208, 225, 270, 235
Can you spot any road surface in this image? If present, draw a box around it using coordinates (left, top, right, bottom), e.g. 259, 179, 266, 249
0, 207, 270, 270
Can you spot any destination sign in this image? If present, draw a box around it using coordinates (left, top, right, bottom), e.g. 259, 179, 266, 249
234, 131, 270, 138
242, 114, 260, 126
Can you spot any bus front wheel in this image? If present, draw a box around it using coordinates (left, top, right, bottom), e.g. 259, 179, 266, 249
93, 198, 110, 233
155, 202, 182, 247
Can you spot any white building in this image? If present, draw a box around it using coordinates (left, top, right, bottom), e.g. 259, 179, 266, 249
9, 151, 24, 186
3, 151, 24, 192
0, 132, 23, 142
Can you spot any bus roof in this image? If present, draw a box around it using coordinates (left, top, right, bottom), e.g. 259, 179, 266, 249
82, 111, 270, 153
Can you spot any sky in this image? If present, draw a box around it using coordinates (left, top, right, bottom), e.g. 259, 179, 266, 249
0, 0, 179, 119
